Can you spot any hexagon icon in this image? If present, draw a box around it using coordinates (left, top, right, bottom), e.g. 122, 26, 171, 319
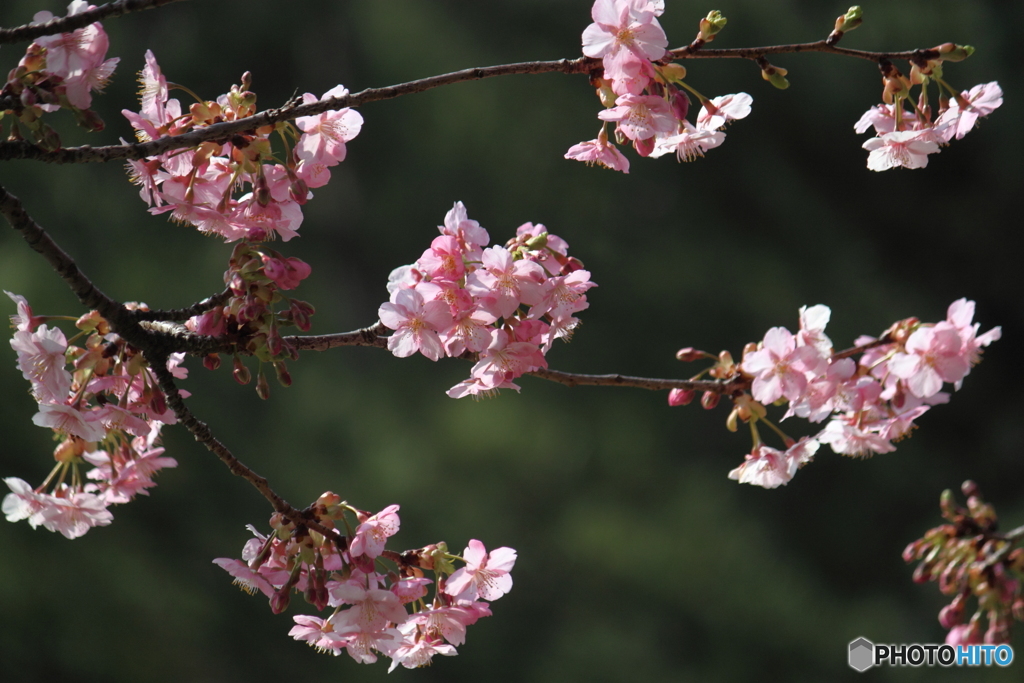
848, 637, 875, 672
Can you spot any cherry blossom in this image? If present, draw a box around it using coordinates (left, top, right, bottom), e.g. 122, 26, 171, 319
861, 130, 941, 171
445, 539, 517, 602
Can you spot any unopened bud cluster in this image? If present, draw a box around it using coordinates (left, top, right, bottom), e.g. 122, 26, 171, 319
186, 241, 314, 399
214, 495, 516, 670
904, 482, 1024, 646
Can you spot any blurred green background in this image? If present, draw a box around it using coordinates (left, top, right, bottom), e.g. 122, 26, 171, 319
2, 1, 1022, 681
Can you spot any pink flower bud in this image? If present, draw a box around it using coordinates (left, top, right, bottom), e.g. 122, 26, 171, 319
668, 388, 696, 406
203, 354, 221, 371
701, 391, 720, 410
233, 357, 251, 385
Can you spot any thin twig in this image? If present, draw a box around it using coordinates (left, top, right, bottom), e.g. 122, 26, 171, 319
150, 359, 342, 541
0, 37, 942, 164
0, 0, 187, 44
527, 367, 748, 394
285, 322, 390, 352
671, 41, 934, 64
131, 288, 231, 322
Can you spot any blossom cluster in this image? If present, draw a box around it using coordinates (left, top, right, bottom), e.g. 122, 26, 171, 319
214, 494, 515, 671
3, 292, 180, 538
671, 299, 999, 489
185, 241, 314, 398
378, 202, 596, 398
904, 481, 1023, 646
568, 1, 750, 171
856, 80, 1003, 171
123, 51, 362, 243
2, 1, 119, 147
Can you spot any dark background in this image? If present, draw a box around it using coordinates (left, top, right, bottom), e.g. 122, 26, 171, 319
1, 1, 1022, 681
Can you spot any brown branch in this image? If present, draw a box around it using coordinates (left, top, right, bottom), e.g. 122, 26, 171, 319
131, 288, 231, 322
0, 182, 223, 357
0, 37, 945, 164
285, 320, 747, 395
670, 41, 936, 64
0, 0, 187, 44
528, 367, 748, 394
150, 359, 341, 541
285, 322, 390, 352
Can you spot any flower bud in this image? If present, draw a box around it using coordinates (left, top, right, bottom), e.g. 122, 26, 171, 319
827, 6, 863, 44
659, 63, 687, 84
203, 353, 222, 371
149, 390, 168, 416
701, 391, 720, 410
256, 365, 271, 400
633, 136, 655, 158
274, 361, 292, 387
668, 388, 695, 406
597, 84, 617, 108
698, 11, 727, 42
936, 43, 974, 62
269, 588, 290, 614
670, 89, 690, 121
939, 596, 965, 629
54, 438, 84, 463
961, 480, 980, 498
676, 347, 708, 362
232, 356, 251, 385
760, 63, 790, 90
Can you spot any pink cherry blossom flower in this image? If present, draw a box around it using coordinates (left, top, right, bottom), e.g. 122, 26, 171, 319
441, 308, 498, 357
564, 136, 631, 173
853, 103, 915, 136
889, 322, 970, 398
32, 403, 106, 442
212, 558, 276, 597
5, 291, 39, 332
33, 1, 120, 110
581, 0, 668, 63
439, 202, 489, 251
467, 329, 547, 390
935, 81, 1003, 141
728, 438, 820, 489
295, 85, 363, 166
288, 615, 347, 655
862, 130, 940, 171
599, 94, 676, 141
36, 485, 114, 539
741, 327, 826, 405
797, 304, 833, 353
530, 269, 596, 322
330, 584, 410, 632
696, 93, 753, 131
417, 235, 466, 282
413, 603, 489, 646
467, 247, 546, 319
386, 621, 458, 672
728, 444, 788, 489
3, 477, 49, 528
944, 298, 1001, 376
649, 122, 725, 161
10, 325, 72, 404
444, 539, 517, 602
378, 288, 453, 361
819, 417, 896, 457
349, 504, 401, 559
